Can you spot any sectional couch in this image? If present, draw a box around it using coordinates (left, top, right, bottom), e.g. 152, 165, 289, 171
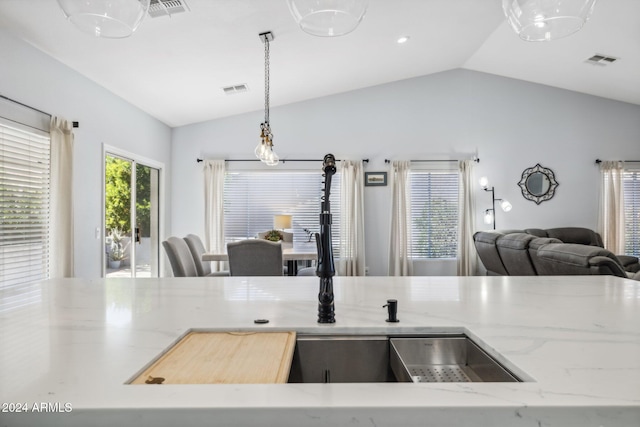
473, 227, 640, 280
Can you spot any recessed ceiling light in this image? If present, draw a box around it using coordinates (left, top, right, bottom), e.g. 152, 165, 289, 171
396, 36, 410, 44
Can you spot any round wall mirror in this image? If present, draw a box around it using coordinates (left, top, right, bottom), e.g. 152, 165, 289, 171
518, 164, 558, 204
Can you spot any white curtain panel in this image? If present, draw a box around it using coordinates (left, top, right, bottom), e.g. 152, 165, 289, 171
49, 117, 74, 278
598, 161, 626, 254
456, 160, 478, 276
204, 160, 226, 272
388, 161, 413, 276
337, 160, 366, 276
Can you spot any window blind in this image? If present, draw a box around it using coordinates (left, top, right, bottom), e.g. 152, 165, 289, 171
223, 170, 341, 256
409, 169, 459, 259
624, 168, 640, 257
0, 122, 50, 289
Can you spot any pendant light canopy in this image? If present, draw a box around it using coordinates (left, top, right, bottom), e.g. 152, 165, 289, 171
57, 0, 150, 38
502, 0, 597, 42
287, 0, 369, 37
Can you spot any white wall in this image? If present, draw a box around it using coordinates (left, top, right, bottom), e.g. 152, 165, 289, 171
171, 68, 640, 276
0, 30, 172, 279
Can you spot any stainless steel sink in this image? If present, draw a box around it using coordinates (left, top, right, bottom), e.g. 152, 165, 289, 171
287, 334, 521, 383
390, 337, 519, 383
288, 335, 397, 383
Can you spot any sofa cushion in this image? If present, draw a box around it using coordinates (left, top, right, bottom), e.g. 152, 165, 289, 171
495, 233, 537, 275
540, 227, 604, 247
524, 228, 548, 238
536, 243, 626, 277
618, 255, 640, 273
473, 231, 509, 275
527, 237, 562, 275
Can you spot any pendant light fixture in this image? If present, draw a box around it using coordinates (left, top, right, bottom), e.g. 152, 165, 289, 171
287, 0, 369, 37
57, 0, 150, 38
254, 32, 279, 166
502, 0, 597, 42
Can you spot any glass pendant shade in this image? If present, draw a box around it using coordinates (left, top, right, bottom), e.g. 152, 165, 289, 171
484, 210, 494, 225
287, 0, 369, 37
57, 0, 150, 38
255, 124, 279, 166
500, 200, 513, 212
502, 0, 597, 41
479, 176, 489, 189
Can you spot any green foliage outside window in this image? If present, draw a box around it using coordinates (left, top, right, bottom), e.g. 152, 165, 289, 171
105, 157, 152, 237
413, 198, 458, 258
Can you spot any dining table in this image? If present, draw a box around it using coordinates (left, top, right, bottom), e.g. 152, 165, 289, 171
202, 241, 318, 276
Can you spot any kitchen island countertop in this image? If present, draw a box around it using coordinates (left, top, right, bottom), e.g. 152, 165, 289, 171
1, 275, 639, 426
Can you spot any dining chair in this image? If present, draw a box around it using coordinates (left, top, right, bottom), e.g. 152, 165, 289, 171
256, 230, 293, 273
183, 234, 229, 277
162, 236, 198, 277
227, 239, 284, 276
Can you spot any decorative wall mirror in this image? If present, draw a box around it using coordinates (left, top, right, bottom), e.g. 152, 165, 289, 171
517, 163, 558, 205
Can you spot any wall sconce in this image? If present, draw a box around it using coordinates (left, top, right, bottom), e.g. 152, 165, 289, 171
480, 177, 512, 230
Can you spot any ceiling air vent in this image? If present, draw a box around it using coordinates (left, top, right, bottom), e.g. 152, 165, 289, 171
148, 0, 190, 18
585, 54, 619, 66
222, 84, 249, 95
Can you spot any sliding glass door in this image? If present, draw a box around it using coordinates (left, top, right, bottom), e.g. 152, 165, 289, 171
104, 152, 160, 278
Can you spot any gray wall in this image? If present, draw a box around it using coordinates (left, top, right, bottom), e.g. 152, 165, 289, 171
171, 69, 640, 276
3, 25, 638, 278
0, 30, 172, 279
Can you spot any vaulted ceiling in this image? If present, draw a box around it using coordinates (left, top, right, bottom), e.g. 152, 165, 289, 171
1, 0, 638, 127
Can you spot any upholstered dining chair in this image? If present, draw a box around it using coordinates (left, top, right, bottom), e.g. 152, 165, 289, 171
227, 239, 284, 276
256, 230, 293, 274
183, 234, 229, 277
162, 236, 198, 277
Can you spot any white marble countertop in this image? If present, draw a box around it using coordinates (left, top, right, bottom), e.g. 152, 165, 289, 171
1, 275, 639, 426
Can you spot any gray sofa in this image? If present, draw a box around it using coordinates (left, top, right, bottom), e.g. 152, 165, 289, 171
473, 228, 640, 280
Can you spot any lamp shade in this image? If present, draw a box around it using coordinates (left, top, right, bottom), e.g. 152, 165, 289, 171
479, 176, 489, 189
502, 0, 597, 41
57, 0, 150, 38
274, 214, 292, 230
484, 210, 494, 225
500, 200, 513, 212
287, 0, 369, 37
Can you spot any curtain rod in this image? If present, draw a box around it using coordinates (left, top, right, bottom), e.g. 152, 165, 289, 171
384, 158, 480, 164
0, 94, 80, 128
1, 94, 51, 117
197, 158, 369, 164
595, 159, 640, 164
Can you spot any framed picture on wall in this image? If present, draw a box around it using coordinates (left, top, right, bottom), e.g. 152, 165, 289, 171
365, 172, 387, 187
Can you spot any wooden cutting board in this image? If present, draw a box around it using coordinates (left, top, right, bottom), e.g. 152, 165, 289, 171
131, 331, 296, 384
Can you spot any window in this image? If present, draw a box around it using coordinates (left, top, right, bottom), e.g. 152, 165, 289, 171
223, 170, 340, 256
410, 169, 459, 259
624, 167, 640, 257
0, 122, 51, 289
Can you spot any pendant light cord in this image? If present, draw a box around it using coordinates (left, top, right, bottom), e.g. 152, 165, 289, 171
264, 37, 270, 125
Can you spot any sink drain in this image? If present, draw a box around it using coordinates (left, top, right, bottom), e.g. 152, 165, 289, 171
408, 365, 472, 383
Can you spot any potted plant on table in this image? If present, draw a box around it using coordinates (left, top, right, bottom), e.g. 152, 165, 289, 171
263, 229, 284, 242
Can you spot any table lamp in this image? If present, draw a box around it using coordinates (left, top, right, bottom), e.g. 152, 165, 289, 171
274, 214, 292, 231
